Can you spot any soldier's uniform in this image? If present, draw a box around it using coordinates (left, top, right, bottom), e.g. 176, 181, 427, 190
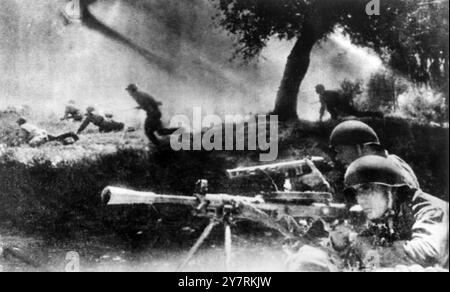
330, 120, 420, 190
316, 85, 355, 121
287, 156, 448, 272
392, 190, 448, 268
345, 156, 448, 269
362, 145, 420, 190
62, 102, 83, 122
18, 119, 79, 147
126, 84, 178, 145
20, 122, 49, 147
77, 109, 124, 134
388, 154, 420, 190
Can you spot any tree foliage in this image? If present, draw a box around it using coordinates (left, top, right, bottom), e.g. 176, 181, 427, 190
212, 0, 449, 96
364, 71, 409, 112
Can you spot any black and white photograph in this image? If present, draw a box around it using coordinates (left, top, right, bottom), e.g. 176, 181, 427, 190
0, 0, 448, 274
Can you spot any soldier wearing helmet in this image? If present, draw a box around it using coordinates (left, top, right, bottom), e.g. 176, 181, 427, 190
329, 120, 419, 189
344, 155, 448, 270
16, 118, 49, 147
316, 84, 355, 122
287, 156, 448, 272
125, 84, 179, 146
77, 106, 124, 134
61, 100, 83, 122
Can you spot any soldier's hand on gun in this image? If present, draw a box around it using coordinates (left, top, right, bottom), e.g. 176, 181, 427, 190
329, 224, 353, 252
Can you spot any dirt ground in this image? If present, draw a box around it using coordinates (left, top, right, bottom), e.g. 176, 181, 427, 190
0, 224, 288, 272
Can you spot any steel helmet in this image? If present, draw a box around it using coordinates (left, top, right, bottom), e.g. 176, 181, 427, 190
126, 84, 138, 92
330, 120, 380, 147
344, 155, 409, 189
86, 106, 96, 113
16, 117, 27, 125
315, 84, 325, 93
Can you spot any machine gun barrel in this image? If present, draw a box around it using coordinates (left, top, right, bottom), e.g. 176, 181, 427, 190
101, 187, 347, 222
101, 187, 264, 210
226, 156, 326, 179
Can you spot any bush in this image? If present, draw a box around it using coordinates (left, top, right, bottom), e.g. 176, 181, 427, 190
400, 87, 447, 125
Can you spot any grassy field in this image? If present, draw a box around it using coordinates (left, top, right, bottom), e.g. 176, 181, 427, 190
0, 111, 448, 271
1, 111, 448, 232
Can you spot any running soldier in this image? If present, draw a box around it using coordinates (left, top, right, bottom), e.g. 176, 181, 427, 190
125, 84, 179, 146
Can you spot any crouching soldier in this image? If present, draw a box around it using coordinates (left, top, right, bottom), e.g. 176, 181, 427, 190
61, 100, 83, 122
316, 84, 356, 122
77, 107, 125, 135
329, 120, 419, 189
287, 155, 448, 272
17, 118, 79, 147
344, 155, 448, 270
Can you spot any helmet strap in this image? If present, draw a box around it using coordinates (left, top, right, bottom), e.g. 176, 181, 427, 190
356, 144, 363, 156
387, 189, 394, 211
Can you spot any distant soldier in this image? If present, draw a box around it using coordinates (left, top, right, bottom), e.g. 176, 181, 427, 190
17, 118, 79, 147
316, 84, 355, 122
329, 120, 419, 190
125, 84, 179, 146
77, 107, 125, 135
61, 100, 83, 122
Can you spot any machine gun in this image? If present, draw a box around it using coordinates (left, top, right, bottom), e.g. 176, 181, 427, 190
101, 178, 348, 271
100, 157, 350, 271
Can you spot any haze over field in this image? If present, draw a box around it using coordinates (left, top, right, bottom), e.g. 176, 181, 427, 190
0, 0, 382, 123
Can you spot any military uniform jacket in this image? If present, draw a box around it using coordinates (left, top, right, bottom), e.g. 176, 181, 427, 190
77, 114, 105, 133
129, 90, 162, 119
396, 190, 449, 268
388, 154, 420, 190
20, 123, 48, 140
64, 105, 81, 117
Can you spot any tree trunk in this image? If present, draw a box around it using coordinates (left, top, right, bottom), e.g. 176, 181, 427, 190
272, 23, 318, 121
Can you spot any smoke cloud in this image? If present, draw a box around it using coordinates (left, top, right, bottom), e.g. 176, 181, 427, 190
0, 0, 383, 124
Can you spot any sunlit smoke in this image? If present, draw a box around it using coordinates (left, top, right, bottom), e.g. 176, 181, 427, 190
1, 0, 386, 125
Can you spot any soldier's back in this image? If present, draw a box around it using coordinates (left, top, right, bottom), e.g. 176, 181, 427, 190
321, 90, 342, 107
388, 154, 420, 189
66, 104, 78, 112
21, 123, 47, 138
133, 91, 161, 112
89, 114, 105, 126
